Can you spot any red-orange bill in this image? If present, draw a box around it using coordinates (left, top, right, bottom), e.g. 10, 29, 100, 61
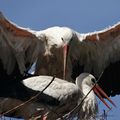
63, 45, 69, 79
93, 84, 116, 110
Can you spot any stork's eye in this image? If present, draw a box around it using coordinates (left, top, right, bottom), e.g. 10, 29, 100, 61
91, 78, 96, 83
61, 37, 64, 42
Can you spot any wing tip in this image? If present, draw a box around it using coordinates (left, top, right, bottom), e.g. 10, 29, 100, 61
0, 11, 35, 37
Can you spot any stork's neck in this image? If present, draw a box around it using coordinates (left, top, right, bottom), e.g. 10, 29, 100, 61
82, 84, 95, 98
80, 84, 98, 120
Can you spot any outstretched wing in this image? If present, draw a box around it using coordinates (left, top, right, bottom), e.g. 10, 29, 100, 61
67, 23, 120, 96
0, 12, 45, 79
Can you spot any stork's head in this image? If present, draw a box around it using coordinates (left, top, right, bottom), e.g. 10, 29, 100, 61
38, 26, 73, 47
76, 73, 116, 110
76, 73, 96, 89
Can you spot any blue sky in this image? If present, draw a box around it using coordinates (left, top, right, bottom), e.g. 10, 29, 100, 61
0, 0, 120, 120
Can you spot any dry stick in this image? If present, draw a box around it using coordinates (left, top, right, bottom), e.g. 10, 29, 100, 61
0, 59, 66, 119
0, 75, 64, 120
0, 75, 56, 117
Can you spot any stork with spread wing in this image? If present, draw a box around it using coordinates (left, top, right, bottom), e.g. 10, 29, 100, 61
1, 11, 120, 119
1, 12, 120, 97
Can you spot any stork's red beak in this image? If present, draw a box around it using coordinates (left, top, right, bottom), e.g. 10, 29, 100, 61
63, 45, 69, 79
93, 84, 116, 109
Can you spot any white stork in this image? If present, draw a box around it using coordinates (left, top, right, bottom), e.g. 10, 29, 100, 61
0, 73, 116, 120
0, 12, 119, 116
